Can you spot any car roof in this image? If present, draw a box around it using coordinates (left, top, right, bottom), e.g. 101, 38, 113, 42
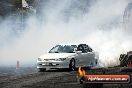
58, 44, 77, 46
58, 44, 88, 46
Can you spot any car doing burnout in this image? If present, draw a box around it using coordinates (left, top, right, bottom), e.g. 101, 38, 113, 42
37, 44, 99, 71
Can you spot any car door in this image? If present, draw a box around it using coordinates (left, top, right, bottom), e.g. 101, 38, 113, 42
75, 51, 85, 67
76, 44, 95, 67
85, 51, 95, 66
84, 45, 95, 66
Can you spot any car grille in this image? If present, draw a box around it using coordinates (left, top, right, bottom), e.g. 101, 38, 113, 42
43, 59, 56, 61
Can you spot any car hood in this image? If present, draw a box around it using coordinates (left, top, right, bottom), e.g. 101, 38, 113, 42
39, 53, 76, 59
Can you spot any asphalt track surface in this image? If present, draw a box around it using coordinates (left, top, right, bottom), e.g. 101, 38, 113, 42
0, 67, 132, 88
0, 68, 80, 88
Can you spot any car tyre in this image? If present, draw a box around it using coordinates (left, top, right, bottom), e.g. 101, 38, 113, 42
69, 58, 76, 71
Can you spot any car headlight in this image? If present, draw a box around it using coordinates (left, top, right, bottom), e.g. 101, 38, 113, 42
55, 58, 66, 61
38, 58, 42, 61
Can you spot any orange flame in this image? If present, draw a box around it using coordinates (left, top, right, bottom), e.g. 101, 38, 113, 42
78, 66, 86, 76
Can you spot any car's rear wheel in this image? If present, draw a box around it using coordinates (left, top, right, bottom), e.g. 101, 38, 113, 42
69, 58, 76, 71
39, 68, 46, 72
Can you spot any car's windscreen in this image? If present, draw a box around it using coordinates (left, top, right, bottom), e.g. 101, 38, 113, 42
49, 45, 77, 53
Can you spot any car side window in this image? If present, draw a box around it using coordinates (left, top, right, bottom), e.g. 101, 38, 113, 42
77, 45, 84, 52
77, 44, 92, 53
83, 45, 92, 53
87, 47, 93, 52
85, 45, 93, 52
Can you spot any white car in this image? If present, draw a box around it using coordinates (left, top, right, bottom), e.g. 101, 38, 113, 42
37, 44, 99, 71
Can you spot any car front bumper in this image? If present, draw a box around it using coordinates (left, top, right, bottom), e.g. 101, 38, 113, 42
37, 60, 70, 70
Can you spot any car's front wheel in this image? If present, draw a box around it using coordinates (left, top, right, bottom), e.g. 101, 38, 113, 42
69, 58, 76, 71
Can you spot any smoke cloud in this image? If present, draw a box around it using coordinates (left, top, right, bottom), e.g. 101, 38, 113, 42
0, 0, 131, 67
